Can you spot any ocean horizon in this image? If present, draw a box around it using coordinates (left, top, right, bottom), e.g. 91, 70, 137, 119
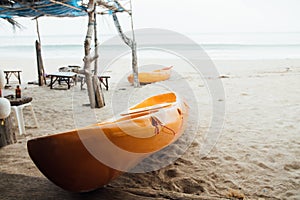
1, 32, 300, 61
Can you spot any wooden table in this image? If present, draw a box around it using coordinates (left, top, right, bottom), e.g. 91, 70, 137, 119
48, 72, 77, 89
4, 70, 22, 84
79, 75, 111, 90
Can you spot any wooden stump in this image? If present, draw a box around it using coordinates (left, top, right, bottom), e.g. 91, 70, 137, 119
0, 115, 16, 147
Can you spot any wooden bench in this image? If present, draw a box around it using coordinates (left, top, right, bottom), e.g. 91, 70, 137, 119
48, 72, 77, 89
79, 75, 111, 90
98, 76, 111, 90
4, 70, 22, 84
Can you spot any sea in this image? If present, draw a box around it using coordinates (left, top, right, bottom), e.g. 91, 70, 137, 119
1, 32, 300, 61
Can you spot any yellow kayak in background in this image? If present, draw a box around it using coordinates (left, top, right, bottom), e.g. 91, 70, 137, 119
128, 66, 173, 84
27, 92, 188, 192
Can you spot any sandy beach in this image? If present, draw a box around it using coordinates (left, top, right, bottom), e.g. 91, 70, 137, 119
0, 58, 299, 199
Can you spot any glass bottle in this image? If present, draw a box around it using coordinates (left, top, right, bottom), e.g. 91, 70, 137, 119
15, 85, 21, 98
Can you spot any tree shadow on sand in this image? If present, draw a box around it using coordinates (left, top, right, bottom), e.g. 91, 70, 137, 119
0, 172, 159, 200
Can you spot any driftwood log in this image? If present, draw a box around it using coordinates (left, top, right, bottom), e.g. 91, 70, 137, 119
0, 115, 16, 147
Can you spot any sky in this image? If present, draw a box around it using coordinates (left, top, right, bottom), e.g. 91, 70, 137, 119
0, 0, 300, 36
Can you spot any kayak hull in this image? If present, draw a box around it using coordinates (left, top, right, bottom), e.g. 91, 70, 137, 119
27, 92, 188, 192
128, 66, 172, 84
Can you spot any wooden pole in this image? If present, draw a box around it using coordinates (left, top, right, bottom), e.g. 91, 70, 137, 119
93, 11, 99, 76
129, 0, 139, 87
112, 12, 140, 88
93, 8, 105, 107
84, 0, 96, 108
84, 14, 96, 108
36, 19, 41, 43
35, 19, 46, 86
35, 40, 46, 86
84, 0, 105, 108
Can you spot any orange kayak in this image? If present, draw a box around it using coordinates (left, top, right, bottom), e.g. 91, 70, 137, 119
27, 92, 188, 192
127, 66, 173, 84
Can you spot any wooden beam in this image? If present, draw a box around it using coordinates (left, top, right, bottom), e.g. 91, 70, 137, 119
96, 0, 129, 13
49, 0, 84, 11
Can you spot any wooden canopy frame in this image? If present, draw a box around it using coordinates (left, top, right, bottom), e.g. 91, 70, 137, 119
1, 0, 140, 108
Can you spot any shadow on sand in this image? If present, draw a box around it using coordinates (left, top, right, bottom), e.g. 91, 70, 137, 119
0, 172, 157, 200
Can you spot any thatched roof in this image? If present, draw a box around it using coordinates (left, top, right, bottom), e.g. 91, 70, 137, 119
0, 0, 87, 18
0, 0, 127, 25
